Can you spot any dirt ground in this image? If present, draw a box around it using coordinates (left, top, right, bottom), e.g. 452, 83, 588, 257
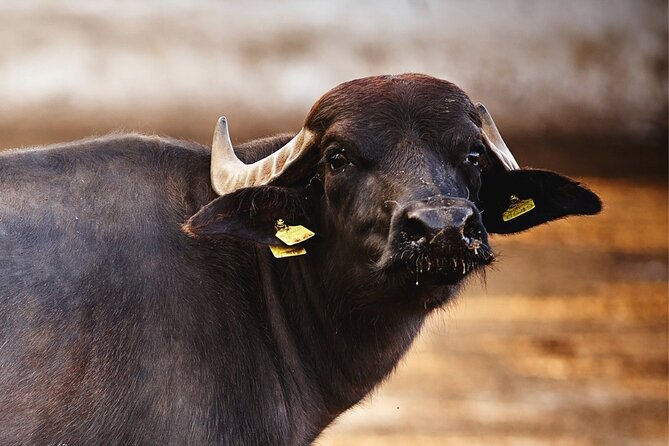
318, 178, 668, 446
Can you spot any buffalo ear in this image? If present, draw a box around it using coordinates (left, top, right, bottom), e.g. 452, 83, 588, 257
478, 169, 601, 234
182, 186, 311, 245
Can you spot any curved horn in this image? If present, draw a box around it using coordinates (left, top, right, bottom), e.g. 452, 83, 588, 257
476, 103, 520, 171
210, 117, 316, 196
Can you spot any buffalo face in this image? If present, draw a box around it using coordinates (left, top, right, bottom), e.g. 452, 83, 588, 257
184, 74, 601, 310
304, 76, 498, 306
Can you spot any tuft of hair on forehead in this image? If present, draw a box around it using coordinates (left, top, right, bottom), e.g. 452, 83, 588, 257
304, 73, 480, 134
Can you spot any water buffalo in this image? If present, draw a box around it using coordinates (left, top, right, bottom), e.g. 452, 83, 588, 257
0, 74, 600, 445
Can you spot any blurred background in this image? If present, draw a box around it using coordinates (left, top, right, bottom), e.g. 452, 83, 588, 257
0, 0, 666, 444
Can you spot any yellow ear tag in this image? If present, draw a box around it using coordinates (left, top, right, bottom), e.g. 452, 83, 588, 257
502, 195, 536, 221
269, 245, 307, 258
274, 219, 315, 246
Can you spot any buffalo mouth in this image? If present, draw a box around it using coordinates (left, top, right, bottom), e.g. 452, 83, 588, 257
380, 236, 495, 287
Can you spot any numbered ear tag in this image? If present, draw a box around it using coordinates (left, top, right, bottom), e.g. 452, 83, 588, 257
274, 219, 315, 246
269, 245, 307, 258
502, 195, 535, 221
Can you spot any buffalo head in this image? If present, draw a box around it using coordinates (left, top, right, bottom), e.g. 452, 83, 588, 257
184, 74, 601, 309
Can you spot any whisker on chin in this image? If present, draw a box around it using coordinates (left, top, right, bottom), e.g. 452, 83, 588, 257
369, 235, 496, 289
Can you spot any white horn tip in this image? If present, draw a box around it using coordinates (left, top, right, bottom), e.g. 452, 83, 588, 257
213, 116, 234, 150
475, 103, 492, 124
475, 102, 521, 171
211, 116, 237, 196
214, 116, 229, 139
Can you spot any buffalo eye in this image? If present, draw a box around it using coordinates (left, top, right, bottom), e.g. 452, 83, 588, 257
467, 151, 480, 166
467, 143, 484, 166
326, 149, 350, 171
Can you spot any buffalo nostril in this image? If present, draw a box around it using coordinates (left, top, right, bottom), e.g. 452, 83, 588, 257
404, 213, 432, 242
404, 208, 455, 242
403, 206, 479, 245
449, 207, 474, 231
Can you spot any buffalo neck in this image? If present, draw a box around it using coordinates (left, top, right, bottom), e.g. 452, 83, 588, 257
253, 243, 427, 429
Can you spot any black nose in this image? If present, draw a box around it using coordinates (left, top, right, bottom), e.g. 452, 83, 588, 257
403, 204, 480, 246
